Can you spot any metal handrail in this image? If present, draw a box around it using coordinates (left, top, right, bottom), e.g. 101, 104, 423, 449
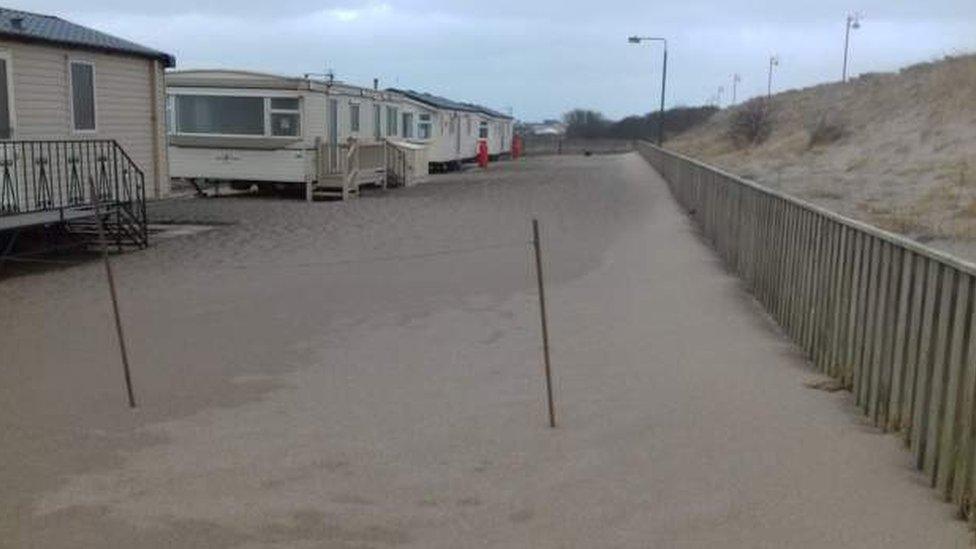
0, 139, 147, 245
639, 141, 976, 523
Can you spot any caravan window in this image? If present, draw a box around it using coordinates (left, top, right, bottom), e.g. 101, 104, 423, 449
70, 61, 96, 131
418, 113, 432, 139
270, 97, 300, 136
373, 104, 381, 138
0, 52, 11, 139
173, 95, 303, 137
349, 103, 361, 133
386, 106, 398, 136
402, 112, 414, 138
478, 120, 489, 139
176, 95, 265, 135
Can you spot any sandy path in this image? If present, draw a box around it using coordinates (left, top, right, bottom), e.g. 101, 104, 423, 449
1, 154, 970, 547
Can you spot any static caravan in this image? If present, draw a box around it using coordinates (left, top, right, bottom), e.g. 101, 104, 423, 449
386, 89, 484, 170
0, 6, 173, 250
462, 103, 514, 160
166, 70, 426, 199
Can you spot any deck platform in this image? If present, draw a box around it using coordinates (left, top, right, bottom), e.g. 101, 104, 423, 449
0, 207, 96, 233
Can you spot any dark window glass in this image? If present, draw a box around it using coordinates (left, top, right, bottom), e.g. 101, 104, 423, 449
71, 62, 95, 131
0, 59, 10, 139
176, 95, 264, 135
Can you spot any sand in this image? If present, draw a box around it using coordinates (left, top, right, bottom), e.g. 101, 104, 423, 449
1, 154, 970, 547
668, 54, 976, 263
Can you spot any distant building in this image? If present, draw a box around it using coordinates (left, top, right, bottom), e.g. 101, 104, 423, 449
522, 120, 567, 136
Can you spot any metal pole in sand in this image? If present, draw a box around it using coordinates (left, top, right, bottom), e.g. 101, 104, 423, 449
88, 177, 137, 408
532, 218, 556, 428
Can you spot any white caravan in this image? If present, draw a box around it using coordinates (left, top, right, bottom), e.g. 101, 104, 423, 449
462, 103, 515, 159
387, 89, 515, 169
166, 70, 429, 199
386, 89, 484, 170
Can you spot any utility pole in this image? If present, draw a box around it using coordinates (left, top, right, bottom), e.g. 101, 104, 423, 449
732, 73, 741, 105
628, 36, 669, 146
767, 55, 779, 98
843, 13, 862, 82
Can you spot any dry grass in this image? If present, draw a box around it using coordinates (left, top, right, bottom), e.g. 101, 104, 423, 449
806, 108, 847, 148
728, 98, 774, 147
668, 53, 976, 260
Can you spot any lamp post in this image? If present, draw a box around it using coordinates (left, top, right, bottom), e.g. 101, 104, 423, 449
843, 13, 861, 82
767, 55, 779, 98
731, 73, 741, 105
717, 86, 724, 107
628, 35, 668, 146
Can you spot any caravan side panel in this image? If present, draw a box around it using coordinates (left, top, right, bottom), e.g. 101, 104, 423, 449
168, 147, 309, 183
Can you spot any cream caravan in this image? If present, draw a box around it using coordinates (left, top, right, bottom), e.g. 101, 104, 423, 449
166, 70, 429, 199
386, 89, 486, 170
462, 103, 515, 160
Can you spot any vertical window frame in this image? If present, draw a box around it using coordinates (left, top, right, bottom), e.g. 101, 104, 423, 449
386, 106, 398, 137
373, 103, 381, 138
402, 111, 413, 139
349, 102, 361, 133
418, 112, 432, 140
165, 94, 175, 135
68, 59, 97, 133
0, 49, 15, 140
268, 96, 302, 137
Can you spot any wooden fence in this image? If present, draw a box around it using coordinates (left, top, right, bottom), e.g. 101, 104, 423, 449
639, 142, 976, 524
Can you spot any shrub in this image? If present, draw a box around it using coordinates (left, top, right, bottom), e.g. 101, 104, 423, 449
728, 98, 773, 147
807, 111, 847, 147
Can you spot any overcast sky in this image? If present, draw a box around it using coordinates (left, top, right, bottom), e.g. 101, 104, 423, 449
15, 0, 976, 121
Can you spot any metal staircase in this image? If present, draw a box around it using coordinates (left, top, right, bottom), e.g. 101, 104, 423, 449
0, 140, 149, 249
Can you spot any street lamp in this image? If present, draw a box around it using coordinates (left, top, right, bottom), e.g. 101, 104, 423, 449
731, 73, 741, 105
767, 55, 779, 98
843, 13, 862, 82
628, 35, 668, 146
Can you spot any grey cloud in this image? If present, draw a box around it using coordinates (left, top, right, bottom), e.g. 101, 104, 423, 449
10, 0, 976, 120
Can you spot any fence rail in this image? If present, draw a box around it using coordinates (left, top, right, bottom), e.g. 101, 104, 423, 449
638, 141, 976, 525
0, 139, 147, 246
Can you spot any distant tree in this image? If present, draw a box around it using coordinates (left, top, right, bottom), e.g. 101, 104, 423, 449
609, 106, 718, 141
559, 105, 718, 141
563, 109, 610, 138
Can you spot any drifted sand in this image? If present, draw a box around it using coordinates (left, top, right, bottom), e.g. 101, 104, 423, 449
1, 154, 970, 547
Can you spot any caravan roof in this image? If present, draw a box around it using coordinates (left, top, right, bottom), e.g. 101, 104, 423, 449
388, 88, 512, 120
0, 6, 174, 66
167, 70, 390, 100
386, 89, 479, 113
460, 102, 514, 120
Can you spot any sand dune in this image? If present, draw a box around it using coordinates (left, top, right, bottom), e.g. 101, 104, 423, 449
669, 54, 976, 261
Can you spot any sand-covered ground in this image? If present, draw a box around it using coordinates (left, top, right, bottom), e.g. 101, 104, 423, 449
669, 54, 976, 262
2, 154, 971, 547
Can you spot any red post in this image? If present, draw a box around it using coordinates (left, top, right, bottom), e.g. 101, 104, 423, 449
477, 140, 489, 168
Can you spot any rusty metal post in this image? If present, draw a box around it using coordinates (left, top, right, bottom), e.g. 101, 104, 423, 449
532, 218, 556, 428
88, 178, 137, 408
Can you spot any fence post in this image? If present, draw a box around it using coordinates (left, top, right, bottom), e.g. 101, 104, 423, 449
637, 141, 976, 522
532, 218, 556, 428
87, 176, 137, 409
